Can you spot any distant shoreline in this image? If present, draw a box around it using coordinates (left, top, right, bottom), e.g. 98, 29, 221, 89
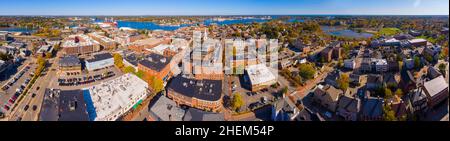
0, 15, 449, 17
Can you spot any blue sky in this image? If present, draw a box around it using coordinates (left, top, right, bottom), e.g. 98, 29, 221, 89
1, 0, 448, 15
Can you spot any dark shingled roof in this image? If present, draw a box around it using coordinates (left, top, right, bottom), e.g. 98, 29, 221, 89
183, 108, 224, 121
59, 55, 81, 67
168, 76, 222, 102
86, 53, 113, 63
138, 53, 172, 72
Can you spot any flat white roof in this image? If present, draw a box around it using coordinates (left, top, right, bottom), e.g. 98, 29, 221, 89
245, 64, 277, 85
385, 38, 399, 43
62, 34, 99, 48
90, 32, 115, 43
85, 73, 149, 121
409, 38, 427, 43
423, 76, 448, 97
149, 44, 177, 55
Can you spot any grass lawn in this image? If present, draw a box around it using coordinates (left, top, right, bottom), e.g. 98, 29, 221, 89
378, 28, 402, 36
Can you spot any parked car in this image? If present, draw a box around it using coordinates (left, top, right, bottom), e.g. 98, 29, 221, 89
32, 105, 37, 111
24, 105, 29, 111
3, 105, 10, 111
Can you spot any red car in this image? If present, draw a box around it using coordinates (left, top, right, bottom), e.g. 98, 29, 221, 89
8, 99, 15, 104
3, 105, 10, 111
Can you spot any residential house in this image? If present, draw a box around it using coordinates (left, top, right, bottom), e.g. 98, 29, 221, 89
366, 74, 383, 90
349, 74, 362, 86
360, 97, 384, 121
427, 66, 442, 79
272, 97, 300, 121
312, 85, 343, 112
324, 70, 341, 88
336, 95, 361, 121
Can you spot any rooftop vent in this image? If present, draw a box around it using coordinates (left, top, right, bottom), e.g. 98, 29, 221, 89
160, 58, 167, 63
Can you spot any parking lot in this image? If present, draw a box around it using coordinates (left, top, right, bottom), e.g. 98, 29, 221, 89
226, 75, 283, 112
0, 63, 36, 113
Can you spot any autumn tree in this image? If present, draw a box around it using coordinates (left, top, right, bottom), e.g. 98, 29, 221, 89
113, 53, 124, 69
147, 75, 164, 94
231, 93, 245, 112
338, 74, 350, 91
123, 66, 136, 74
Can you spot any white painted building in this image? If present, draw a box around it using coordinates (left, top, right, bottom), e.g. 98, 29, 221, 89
84, 73, 149, 121
85, 53, 115, 71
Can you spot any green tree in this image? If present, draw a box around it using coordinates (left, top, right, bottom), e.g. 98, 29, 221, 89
135, 70, 145, 79
414, 56, 421, 69
281, 87, 288, 95
395, 89, 403, 97
383, 104, 397, 121
338, 74, 350, 91
231, 93, 245, 112
384, 88, 393, 99
298, 63, 316, 80
438, 63, 447, 76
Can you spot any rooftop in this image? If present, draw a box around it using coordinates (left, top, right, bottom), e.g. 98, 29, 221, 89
132, 38, 165, 46
183, 108, 225, 121
423, 76, 448, 97
62, 34, 99, 48
149, 94, 185, 121
245, 64, 277, 85
138, 53, 172, 72
361, 97, 383, 118
409, 38, 427, 44
58, 90, 90, 121
168, 76, 222, 102
39, 89, 89, 121
86, 53, 113, 63
59, 55, 81, 67
84, 73, 149, 121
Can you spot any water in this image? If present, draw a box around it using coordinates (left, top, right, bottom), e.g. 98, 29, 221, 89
203, 18, 270, 26
321, 26, 373, 39
0, 27, 35, 33
116, 21, 191, 31
97, 17, 303, 31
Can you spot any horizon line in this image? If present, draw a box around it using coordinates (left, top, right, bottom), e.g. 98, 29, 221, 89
0, 13, 449, 16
